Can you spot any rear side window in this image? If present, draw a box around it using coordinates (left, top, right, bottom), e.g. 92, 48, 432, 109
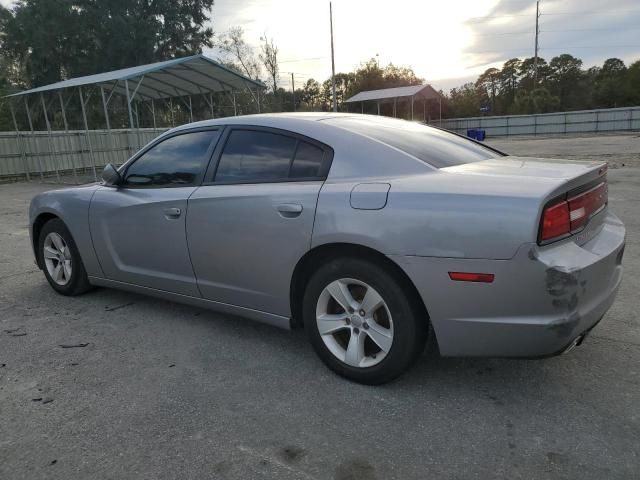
325, 116, 502, 168
124, 130, 218, 187
214, 129, 328, 183
291, 142, 325, 178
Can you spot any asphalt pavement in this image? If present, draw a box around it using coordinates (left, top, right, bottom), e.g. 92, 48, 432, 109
1, 133, 639, 479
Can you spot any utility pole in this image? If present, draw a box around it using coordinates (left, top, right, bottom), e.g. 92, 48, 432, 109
534, 0, 540, 85
330, 1, 337, 112
291, 72, 296, 112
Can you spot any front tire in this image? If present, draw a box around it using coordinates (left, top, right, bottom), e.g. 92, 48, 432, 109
39, 218, 91, 296
303, 257, 427, 384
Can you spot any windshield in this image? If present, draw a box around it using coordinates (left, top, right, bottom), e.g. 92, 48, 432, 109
325, 116, 503, 168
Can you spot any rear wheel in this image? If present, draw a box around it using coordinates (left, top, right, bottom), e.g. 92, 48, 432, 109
39, 218, 91, 296
303, 257, 427, 384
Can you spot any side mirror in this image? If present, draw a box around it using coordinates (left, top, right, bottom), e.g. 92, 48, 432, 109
101, 163, 122, 186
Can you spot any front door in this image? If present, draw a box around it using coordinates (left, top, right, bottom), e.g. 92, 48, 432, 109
187, 127, 333, 316
90, 129, 220, 296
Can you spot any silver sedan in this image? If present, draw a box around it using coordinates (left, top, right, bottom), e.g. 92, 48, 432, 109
29, 113, 625, 384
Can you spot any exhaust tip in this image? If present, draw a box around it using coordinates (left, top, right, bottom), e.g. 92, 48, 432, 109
562, 335, 584, 355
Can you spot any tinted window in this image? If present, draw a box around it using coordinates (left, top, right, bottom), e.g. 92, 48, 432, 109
124, 130, 218, 186
215, 130, 297, 182
326, 116, 501, 168
291, 141, 325, 178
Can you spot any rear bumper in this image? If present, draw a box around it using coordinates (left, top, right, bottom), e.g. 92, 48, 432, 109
390, 211, 625, 357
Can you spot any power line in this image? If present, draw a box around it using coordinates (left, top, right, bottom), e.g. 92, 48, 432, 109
541, 8, 640, 16
541, 45, 640, 50
279, 56, 329, 63
466, 7, 640, 22
541, 26, 640, 33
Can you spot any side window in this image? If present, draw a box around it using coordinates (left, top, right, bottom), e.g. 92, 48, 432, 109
291, 141, 325, 178
124, 130, 218, 187
214, 129, 329, 183
215, 130, 296, 183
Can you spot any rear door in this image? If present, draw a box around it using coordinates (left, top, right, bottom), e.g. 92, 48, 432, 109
90, 128, 220, 296
187, 127, 333, 316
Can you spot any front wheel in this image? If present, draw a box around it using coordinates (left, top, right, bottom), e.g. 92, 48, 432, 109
303, 258, 427, 384
39, 218, 91, 296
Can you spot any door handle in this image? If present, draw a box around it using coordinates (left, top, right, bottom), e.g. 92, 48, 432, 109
277, 203, 303, 218
163, 207, 182, 218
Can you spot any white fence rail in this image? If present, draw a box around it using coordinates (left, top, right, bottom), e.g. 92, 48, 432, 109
435, 106, 640, 137
0, 128, 165, 182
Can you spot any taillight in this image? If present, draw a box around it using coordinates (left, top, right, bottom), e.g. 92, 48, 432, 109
540, 200, 570, 242
539, 181, 608, 244
567, 182, 607, 231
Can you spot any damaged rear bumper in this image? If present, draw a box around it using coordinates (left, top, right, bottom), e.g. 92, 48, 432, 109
390, 211, 625, 357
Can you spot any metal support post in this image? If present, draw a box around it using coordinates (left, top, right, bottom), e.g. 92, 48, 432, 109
232, 90, 237, 116
100, 86, 115, 168
78, 87, 98, 181
58, 91, 78, 183
188, 95, 193, 123
40, 93, 61, 182
124, 79, 137, 155
24, 97, 44, 181
9, 102, 30, 181
151, 98, 157, 133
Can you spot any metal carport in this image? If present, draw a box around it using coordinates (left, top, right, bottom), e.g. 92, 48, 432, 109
345, 84, 442, 123
3, 54, 266, 183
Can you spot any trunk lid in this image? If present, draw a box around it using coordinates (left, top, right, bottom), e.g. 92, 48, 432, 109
442, 156, 609, 246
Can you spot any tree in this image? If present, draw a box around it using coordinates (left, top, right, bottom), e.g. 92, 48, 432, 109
475, 67, 499, 113
498, 58, 521, 112
513, 87, 560, 114
301, 79, 321, 109
518, 57, 548, 92
447, 83, 482, 117
216, 26, 261, 81
593, 58, 628, 108
3, 0, 215, 87
626, 60, 640, 105
548, 54, 584, 109
259, 34, 279, 93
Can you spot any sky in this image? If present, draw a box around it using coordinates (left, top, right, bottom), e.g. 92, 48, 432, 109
208, 0, 640, 91
1, 0, 639, 91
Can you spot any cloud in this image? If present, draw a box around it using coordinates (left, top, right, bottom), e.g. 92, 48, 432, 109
463, 0, 640, 72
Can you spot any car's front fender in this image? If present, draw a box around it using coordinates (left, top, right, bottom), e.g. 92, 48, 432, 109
29, 185, 104, 278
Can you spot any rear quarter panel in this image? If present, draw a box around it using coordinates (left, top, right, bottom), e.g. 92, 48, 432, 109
313, 171, 559, 260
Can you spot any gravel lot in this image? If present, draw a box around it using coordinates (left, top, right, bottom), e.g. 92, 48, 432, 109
1, 133, 639, 479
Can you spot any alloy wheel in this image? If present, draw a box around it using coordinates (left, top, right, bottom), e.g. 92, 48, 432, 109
315, 278, 394, 368
43, 232, 72, 286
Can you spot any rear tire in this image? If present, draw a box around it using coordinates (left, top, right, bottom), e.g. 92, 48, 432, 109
38, 218, 92, 296
303, 257, 427, 384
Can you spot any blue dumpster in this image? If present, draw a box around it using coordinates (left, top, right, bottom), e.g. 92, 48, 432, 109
466, 129, 486, 141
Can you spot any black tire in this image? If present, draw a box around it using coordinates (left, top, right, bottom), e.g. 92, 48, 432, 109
303, 257, 427, 385
38, 218, 92, 296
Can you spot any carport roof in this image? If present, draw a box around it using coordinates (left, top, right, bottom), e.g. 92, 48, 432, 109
4, 54, 266, 100
345, 84, 441, 103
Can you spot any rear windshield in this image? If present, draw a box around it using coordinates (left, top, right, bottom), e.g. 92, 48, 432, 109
325, 116, 503, 168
